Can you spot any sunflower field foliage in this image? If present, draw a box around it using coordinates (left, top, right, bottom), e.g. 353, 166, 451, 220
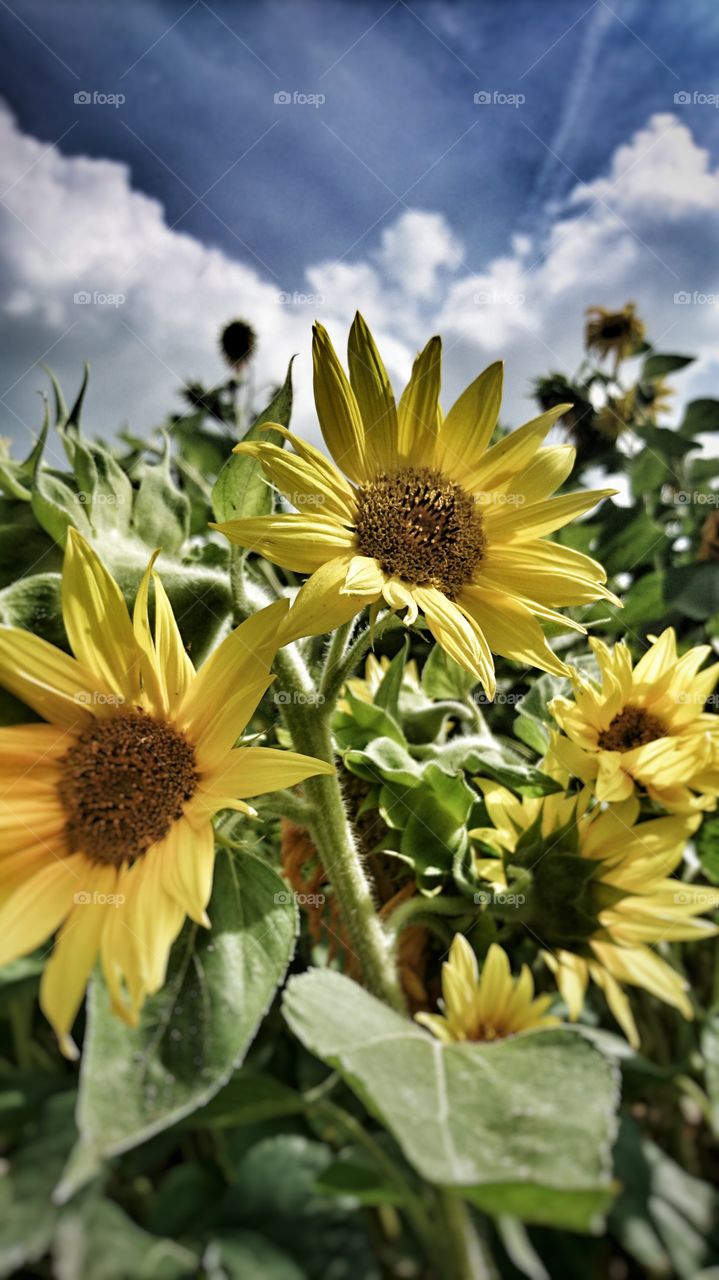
1, 305, 719, 1280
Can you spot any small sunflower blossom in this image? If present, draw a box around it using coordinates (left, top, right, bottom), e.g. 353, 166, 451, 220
0, 530, 332, 1056
585, 303, 645, 367
549, 629, 719, 813
415, 934, 559, 1044
470, 763, 719, 1048
212, 314, 617, 697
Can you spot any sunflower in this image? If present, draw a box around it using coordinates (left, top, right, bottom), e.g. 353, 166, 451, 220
585, 303, 645, 368
0, 530, 332, 1056
549, 629, 719, 813
415, 934, 558, 1044
213, 314, 616, 696
470, 769, 719, 1047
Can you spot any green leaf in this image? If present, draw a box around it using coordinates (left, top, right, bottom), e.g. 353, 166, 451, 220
314, 1159, 404, 1205
681, 398, 719, 436
283, 970, 619, 1231
212, 360, 293, 522
641, 353, 694, 380
346, 737, 421, 789
31, 469, 92, 543
634, 425, 699, 460
665, 564, 719, 621
186, 1074, 304, 1129
374, 639, 408, 718
0, 573, 66, 648
53, 1198, 196, 1280
58, 851, 297, 1197
422, 644, 478, 700
58, 432, 133, 535
132, 435, 190, 554
334, 691, 406, 750
202, 1236, 304, 1280
0, 1093, 76, 1277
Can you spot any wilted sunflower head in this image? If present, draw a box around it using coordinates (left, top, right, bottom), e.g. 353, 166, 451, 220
213, 313, 618, 697
219, 318, 257, 370
585, 303, 645, 366
549, 629, 719, 812
415, 935, 558, 1044
0, 530, 331, 1056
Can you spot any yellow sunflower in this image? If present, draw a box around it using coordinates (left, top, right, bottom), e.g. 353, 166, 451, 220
0, 530, 332, 1056
415, 934, 558, 1044
470, 769, 718, 1047
549, 629, 719, 813
212, 314, 616, 696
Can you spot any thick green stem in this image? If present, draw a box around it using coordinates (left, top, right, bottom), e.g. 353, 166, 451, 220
274, 646, 406, 1016
435, 1190, 494, 1280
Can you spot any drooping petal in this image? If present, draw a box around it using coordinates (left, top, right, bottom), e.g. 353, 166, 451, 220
412, 586, 495, 695
282, 554, 381, 644
160, 817, 215, 926
39, 863, 118, 1058
233, 439, 357, 522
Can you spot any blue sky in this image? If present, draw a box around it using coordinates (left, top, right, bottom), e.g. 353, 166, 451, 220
1, 0, 718, 446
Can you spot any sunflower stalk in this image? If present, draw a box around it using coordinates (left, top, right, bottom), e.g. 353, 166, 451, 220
271, 641, 407, 1016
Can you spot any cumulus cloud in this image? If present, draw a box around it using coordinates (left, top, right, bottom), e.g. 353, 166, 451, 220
1, 104, 718, 457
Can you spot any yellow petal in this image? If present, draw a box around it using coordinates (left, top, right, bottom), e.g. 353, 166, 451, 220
464, 405, 570, 492
62, 528, 142, 704
0, 627, 97, 729
347, 312, 399, 472
211, 513, 356, 572
281, 554, 377, 644
480, 541, 614, 608
343, 555, 387, 594
437, 361, 503, 483
485, 489, 615, 542
460, 586, 569, 678
313, 322, 370, 484
178, 597, 287, 749
234, 439, 356, 523
0, 853, 86, 967
39, 864, 118, 1058
382, 578, 419, 623
412, 585, 495, 695
152, 571, 195, 713
397, 336, 442, 466
160, 817, 214, 926
125, 846, 186, 996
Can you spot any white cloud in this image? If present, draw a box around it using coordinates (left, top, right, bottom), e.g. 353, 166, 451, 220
1, 104, 718, 459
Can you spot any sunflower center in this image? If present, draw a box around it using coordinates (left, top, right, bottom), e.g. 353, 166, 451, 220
354, 467, 485, 596
597, 704, 666, 753
58, 712, 197, 866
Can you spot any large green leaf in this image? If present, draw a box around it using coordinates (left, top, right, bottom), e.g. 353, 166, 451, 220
283, 970, 619, 1231
132, 435, 190, 554
212, 361, 293, 522
58, 850, 297, 1198
641, 353, 694, 380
